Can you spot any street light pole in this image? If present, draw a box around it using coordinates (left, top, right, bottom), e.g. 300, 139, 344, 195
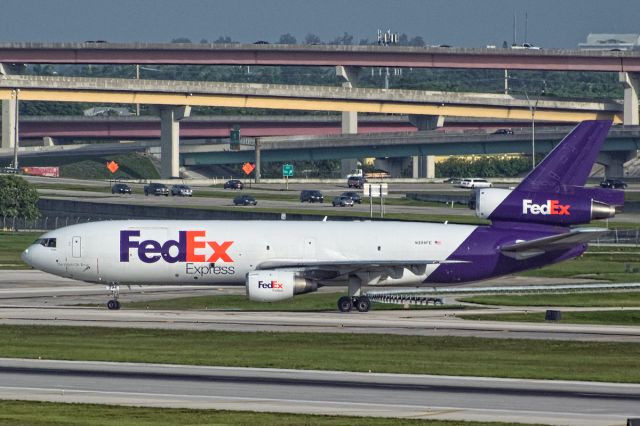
12, 89, 19, 170
523, 88, 540, 170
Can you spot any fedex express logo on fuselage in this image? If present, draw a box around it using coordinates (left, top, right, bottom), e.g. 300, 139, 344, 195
522, 199, 570, 216
120, 230, 233, 264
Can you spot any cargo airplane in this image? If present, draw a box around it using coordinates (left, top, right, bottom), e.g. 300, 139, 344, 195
22, 121, 623, 312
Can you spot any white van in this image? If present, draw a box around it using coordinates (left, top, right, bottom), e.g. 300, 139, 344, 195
458, 178, 493, 188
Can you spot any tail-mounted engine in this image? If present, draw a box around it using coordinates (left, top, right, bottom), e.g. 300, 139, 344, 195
246, 270, 317, 302
474, 187, 622, 226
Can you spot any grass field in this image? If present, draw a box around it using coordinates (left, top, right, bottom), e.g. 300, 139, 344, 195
0, 400, 511, 426
518, 247, 640, 282
460, 292, 640, 307
0, 231, 38, 269
1, 325, 639, 382
460, 310, 640, 325
124, 292, 463, 311
22, 152, 159, 180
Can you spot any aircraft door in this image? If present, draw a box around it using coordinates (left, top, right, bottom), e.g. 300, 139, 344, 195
72, 236, 81, 258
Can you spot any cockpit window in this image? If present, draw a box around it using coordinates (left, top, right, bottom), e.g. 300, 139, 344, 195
34, 238, 56, 248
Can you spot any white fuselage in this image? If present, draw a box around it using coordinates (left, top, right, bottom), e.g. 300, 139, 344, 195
22, 220, 478, 287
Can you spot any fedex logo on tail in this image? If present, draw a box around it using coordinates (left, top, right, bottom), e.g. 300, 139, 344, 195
120, 230, 233, 264
522, 199, 570, 216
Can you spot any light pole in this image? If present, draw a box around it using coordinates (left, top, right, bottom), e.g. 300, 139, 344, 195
11, 89, 19, 170
523, 87, 542, 170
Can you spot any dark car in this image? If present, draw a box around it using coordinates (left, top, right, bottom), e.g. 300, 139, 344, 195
600, 179, 627, 189
340, 191, 362, 204
144, 182, 169, 196
111, 183, 132, 194
300, 190, 324, 203
332, 196, 354, 207
224, 179, 244, 190
347, 176, 366, 189
170, 184, 193, 196
493, 128, 514, 135
233, 195, 257, 206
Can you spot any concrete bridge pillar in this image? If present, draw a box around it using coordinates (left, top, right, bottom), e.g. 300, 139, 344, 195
597, 151, 636, 179
337, 66, 362, 177
1, 98, 16, 150
409, 114, 444, 178
157, 105, 191, 179
619, 72, 640, 125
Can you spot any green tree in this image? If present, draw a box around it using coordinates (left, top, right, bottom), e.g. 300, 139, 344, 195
278, 33, 297, 44
0, 175, 40, 219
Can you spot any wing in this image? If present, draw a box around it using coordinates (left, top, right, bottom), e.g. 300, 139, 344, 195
256, 259, 468, 283
500, 228, 608, 260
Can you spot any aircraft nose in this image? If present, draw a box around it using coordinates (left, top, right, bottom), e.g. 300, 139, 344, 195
21, 247, 34, 268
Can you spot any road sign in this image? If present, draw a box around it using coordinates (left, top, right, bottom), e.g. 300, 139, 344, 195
106, 161, 119, 174
230, 128, 240, 151
242, 162, 256, 175
363, 182, 388, 197
282, 164, 294, 177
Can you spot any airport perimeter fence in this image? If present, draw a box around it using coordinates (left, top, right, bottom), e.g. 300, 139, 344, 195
1, 215, 101, 232
4, 215, 640, 246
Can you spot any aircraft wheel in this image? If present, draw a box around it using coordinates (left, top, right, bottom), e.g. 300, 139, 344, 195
107, 300, 120, 310
337, 296, 352, 312
354, 296, 371, 313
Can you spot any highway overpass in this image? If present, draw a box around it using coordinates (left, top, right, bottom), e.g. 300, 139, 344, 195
0, 75, 622, 123
17, 115, 417, 140
0, 74, 627, 178
14, 115, 578, 141
182, 126, 640, 174
1, 42, 640, 72
4, 126, 637, 179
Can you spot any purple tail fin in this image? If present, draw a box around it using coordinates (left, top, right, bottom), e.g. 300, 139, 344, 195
515, 120, 612, 192
475, 120, 624, 227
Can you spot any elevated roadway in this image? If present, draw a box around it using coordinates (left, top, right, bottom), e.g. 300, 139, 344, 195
0, 75, 623, 123
2, 42, 640, 72
182, 125, 640, 164
18, 115, 417, 140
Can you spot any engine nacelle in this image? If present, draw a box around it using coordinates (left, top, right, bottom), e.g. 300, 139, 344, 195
246, 270, 317, 302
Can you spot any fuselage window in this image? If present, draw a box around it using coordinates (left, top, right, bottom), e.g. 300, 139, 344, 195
46, 238, 57, 248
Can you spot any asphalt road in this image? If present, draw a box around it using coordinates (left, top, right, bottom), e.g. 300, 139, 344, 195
0, 358, 638, 425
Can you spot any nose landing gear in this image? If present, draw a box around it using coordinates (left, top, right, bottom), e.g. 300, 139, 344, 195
106, 284, 121, 310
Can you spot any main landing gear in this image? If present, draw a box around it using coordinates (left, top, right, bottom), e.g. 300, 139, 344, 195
337, 275, 370, 313
106, 283, 121, 310
337, 295, 371, 313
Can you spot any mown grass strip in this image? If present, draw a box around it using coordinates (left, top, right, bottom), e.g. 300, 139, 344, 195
0, 232, 39, 269
461, 292, 640, 307
0, 400, 511, 426
460, 310, 640, 325
124, 292, 464, 311
1, 325, 639, 383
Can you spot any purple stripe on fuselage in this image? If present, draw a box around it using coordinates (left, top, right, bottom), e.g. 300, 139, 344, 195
425, 225, 586, 284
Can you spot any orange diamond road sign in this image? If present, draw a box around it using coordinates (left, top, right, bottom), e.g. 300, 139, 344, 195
106, 161, 119, 174
242, 162, 256, 175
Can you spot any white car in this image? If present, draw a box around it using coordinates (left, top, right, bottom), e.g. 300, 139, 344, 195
458, 178, 493, 188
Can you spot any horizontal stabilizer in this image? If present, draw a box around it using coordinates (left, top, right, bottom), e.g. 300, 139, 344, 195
500, 228, 608, 259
